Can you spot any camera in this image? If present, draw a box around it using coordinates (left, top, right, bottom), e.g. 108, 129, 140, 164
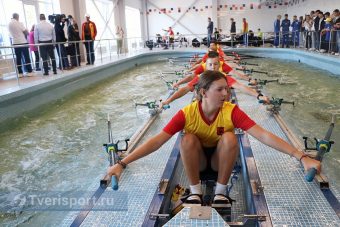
48, 14, 68, 24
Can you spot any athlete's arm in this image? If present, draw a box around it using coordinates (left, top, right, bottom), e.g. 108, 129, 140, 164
107, 131, 172, 178
247, 125, 321, 172
162, 86, 192, 106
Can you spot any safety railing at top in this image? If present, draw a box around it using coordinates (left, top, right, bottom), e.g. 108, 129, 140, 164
0, 31, 338, 85
0, 34, 209, 82
221, 30, 340, 54
0, 37, 149, 81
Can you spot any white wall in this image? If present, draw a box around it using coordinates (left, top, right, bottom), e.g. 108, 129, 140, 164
287, 0, 339, 17
146, 0, 215, 37
145, 0, 289, 38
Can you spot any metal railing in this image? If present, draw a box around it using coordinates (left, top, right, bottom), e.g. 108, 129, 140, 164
1, 30, 339, 83
0, 37, 151, 80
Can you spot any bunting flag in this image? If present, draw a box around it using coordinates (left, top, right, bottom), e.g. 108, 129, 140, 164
146, 1, 294, 15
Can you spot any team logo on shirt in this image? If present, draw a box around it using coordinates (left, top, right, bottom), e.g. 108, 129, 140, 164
217, 127, 224, 135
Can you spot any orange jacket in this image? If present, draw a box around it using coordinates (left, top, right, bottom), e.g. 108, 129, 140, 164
81, 21, 97, 40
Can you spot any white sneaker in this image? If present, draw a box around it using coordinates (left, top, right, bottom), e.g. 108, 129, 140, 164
26, 72, 34, 77
335, 53, 340, 56
309, 48, 315, 51
18, 73, 23, 78
320, 49, 326, 53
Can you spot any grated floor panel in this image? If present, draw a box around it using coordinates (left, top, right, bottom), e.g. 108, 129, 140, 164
235, 88, 339, 226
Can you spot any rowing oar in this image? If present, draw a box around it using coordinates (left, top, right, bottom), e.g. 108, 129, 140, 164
236, 68, 268, 75
305, 114, 335, 182
249, 79, 279, 86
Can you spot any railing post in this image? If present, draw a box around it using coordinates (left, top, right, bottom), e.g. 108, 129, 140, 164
328, 31, 332, 54
11, 45, 20, 83
100, 42, 103, 63
263, 32, 265, 47
58, 43, 63, 71
108, 39, 111, 61
75, 41, 79, 67
279, 31, 281, 47
88, 40, 92, 64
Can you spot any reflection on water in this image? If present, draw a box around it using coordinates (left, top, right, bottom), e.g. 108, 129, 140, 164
0, 61, 181, 226
248, 58, 340, 190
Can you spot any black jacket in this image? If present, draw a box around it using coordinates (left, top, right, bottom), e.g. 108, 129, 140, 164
230, 22, 236, 33
55, 22, 67, 42
314, 16, 320, 31
68, 23, 80, 41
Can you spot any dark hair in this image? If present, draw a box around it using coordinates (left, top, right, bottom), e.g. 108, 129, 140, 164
333, 9, 339, 13
210, 40, 217, 45
285, 14, 288, 17
207, 51, 219, 58
196, 71, 228, 101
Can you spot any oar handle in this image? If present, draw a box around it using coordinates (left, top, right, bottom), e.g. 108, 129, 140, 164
111, 175, 119, 190
305, 168, 317, 182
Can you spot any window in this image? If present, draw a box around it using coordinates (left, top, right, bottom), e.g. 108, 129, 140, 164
125, 6, 142, 50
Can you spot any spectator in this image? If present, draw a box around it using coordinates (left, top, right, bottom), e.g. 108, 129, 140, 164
207, 17, 213, 46
291, 15, 300, 47
214, 27, 220, 41
55, 14, 70, 70
116, 26, 124, 54
334, 10, 340, 56
299, 16, 305, 47
331, 9, 340, 54
67, 15, 81, 67
176, 32, 187, 47
309, 11, 316, 50
257, 28, 263, 40
304, 15, 313, 49
81, 13, 97, 65
8, 13, 33, 77
320, 17, 332, 52
163, 27, 174, 49
230, 18, 236, 41
315, 11, 325, 50
281, 14, 291, 48
274, 15, 281, 48
219, 29, 225, 39
314, 10, 320, 50
34, 14, 57, 76
28, 25, 41, 71
242, 18, 249, 46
